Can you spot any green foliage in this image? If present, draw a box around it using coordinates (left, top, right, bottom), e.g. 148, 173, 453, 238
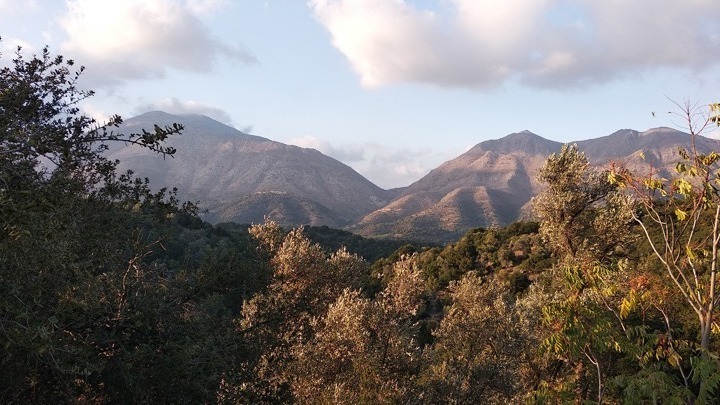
534, 144, 634, 263
0, 43, 265, 403
406, 222, 549, 291
288, 258, 426, 404
608, 102, 720, 403
303, 225, 410, 263
226, 222, 374, 401
420, 272, 531, 403
711, 103, 720, 126
612, 368, 689, 405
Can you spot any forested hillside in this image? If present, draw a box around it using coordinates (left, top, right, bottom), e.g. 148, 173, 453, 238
3, 45, 720, 404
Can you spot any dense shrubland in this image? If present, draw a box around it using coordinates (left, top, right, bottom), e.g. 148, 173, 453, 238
3, 44, 720, 404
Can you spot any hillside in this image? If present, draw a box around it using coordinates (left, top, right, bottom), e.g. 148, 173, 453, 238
108, 111, 393, 227
353, 128, 720, 242
350, 131, 562, 241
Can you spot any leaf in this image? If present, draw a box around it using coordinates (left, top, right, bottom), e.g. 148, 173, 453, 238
620, 297, 633, 319
675, 179, 693, 195
644, 178, 663, 191
668, 350, 682, 368
675, 208, 688, 221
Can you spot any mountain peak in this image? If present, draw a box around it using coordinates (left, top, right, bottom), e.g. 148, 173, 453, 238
467, 130, 561, 156
640, 126, 683, 136
108, 111, 392, 227
130, 110, 178, 121
124, 111, 268, 142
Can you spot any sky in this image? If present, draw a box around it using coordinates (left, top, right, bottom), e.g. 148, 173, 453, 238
1, 0, 719, 189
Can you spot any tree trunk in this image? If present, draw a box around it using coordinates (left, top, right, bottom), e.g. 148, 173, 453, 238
700, 311, 712, 354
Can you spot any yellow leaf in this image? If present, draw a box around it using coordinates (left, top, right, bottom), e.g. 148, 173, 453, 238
675, 208, 687, 221
675, 178, 693, 195
620, 298, 632, 319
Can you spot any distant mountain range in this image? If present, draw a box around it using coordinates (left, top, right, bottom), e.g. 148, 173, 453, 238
108, 112, 720, 242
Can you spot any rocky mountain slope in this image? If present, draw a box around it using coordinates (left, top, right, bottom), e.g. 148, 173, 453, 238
108, 111, 393, 227
349, 131, 562, 241
352, 127, 720, 242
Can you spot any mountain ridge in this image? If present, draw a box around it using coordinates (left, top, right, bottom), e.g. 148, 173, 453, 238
109, 111, 720, 242
353, 126, 720, 241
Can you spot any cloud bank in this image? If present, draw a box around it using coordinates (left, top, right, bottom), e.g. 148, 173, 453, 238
60, 0, 255, 86
310, 0, 720, 89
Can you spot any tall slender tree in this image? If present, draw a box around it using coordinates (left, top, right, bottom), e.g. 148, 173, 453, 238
610, 101, 720, 401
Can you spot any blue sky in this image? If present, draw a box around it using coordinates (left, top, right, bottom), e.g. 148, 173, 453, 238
2, 0, 719, 189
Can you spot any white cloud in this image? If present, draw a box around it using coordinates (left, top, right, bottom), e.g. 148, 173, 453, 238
309, 0, 720, 89
359, 144, 439, 189
287, 135, 365, 162
59, 0, 255, 86
80, 104, 114, 124
0, 37, 36, 54
134, 98, 234, 125
284, 135, 440, 188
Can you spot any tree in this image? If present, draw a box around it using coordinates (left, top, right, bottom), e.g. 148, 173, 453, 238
224, 221, 372, 402
533, 144, 633, 262
0, 43, 186, 237
533, 144, 637, 403
610, 100, 720, 401
421, 272, 529, 403
0, 43, 205, 402
287, 256, 425, 404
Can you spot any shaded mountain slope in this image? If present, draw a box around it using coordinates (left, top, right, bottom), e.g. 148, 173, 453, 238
108, 111, 392, 227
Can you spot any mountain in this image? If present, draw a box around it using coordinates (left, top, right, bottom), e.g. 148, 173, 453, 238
208, 192, 346, 226
349, 131, 562, 241
107, 111, 393, 227
109, 112, 720, 243
352, 128, 720, 242
576, 127, 720, 169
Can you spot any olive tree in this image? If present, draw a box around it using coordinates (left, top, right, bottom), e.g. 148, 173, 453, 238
224, 221, 373, 402
421, 272, 529, 403
287, 257, 425, 404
